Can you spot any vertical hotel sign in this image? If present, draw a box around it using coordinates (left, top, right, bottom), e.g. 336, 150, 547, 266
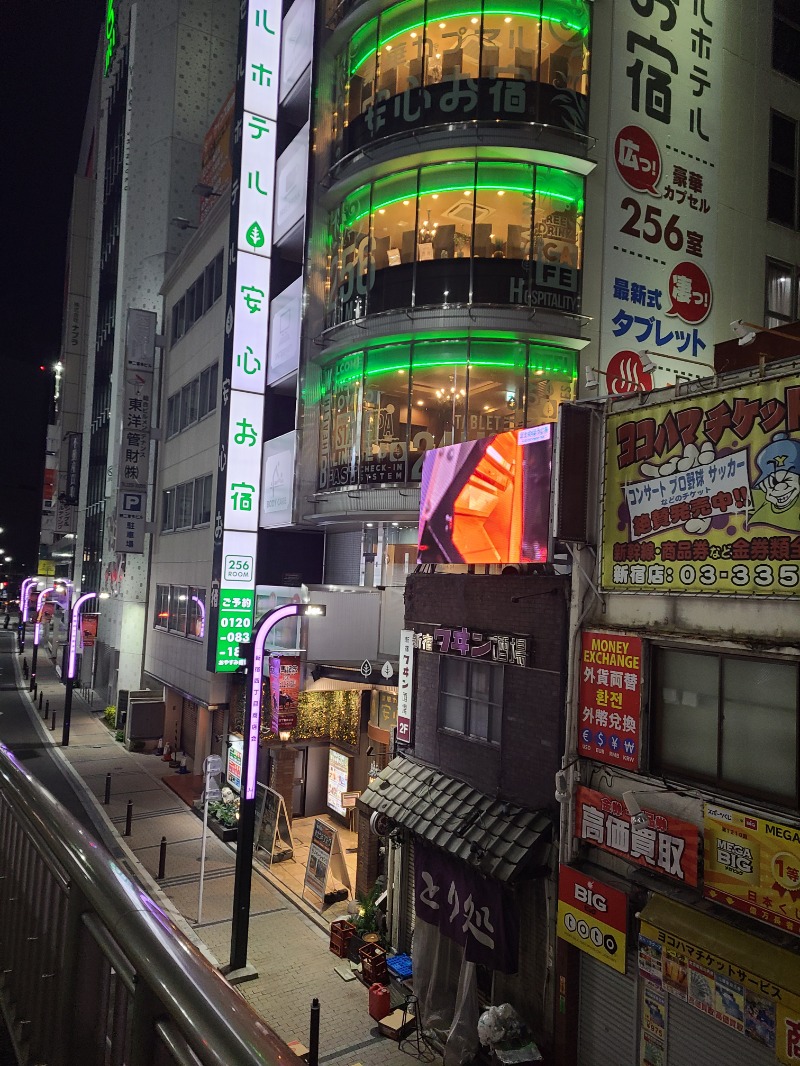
208, 0, 282, 672
598, 0, 722, 392
397, 629, 414, 743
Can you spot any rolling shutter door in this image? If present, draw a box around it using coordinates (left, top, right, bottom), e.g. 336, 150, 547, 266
666, 994, 775, 1066
578, 955, 637, 1066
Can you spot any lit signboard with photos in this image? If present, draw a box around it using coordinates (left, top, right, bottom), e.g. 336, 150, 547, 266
417, 425, 553, 565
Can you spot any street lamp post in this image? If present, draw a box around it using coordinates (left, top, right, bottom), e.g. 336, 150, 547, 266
18, 577, 38, 653
30, 586, 61, 691
226, 601, 326, 981
62, 592, 98, 747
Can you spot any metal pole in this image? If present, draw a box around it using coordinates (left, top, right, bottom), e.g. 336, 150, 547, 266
104, 773, 111, 804
197, 794, 209, 923
228, 603, 325, 977
125, 800, 133, 836
157, 837, 167, 879
309, 998, 320, 1066
62, 592, 96, 748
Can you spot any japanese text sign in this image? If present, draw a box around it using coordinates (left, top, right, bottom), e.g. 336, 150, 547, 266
639, 915, 800, 1065
269, 653, 300, 735
414, 841, 518, 972
207, 0, 283, 672
577, 631, 642, 768
397, 629, 414, 744
704, 803, 800, 938
557, 865, 627, 974
601, 375, 800, 596
599, 0, 722, 391
412, 624, 533, 669
575, 786, 698, 886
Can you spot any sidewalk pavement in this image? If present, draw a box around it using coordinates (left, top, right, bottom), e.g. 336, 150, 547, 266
14, 639, 428, 1066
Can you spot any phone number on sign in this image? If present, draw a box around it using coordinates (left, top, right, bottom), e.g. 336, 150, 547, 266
610, 561, 799, 592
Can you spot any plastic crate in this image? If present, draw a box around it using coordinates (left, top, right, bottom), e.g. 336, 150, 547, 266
387, 953, 413, 980
329, 919, 355, 958
359, 942, 388, 984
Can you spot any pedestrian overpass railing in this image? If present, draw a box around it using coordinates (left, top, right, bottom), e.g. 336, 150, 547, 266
0, 742, 291, 1066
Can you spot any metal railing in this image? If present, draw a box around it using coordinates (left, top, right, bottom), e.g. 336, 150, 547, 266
0, 742, 292, 1066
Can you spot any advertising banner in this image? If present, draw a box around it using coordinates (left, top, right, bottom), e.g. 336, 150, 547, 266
577, 631, 642, 768
260, 431, 296, 528
557, 865, 627, 973
639, 917, 800, 1065
327, 749, 349, 816
268, 653, 300, 734
226, 737, 243, 792
599, 0, 722, 391
417, 425, 553, 565
575, 786, 698, 886
704, 804, 800, 937
80, 614, 98, 649
415, 841, 519, 972
397, 629, 414, 744
601, 375, 800, 595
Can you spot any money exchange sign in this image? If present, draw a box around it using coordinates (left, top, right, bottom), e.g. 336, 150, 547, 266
601, 375, 800, 595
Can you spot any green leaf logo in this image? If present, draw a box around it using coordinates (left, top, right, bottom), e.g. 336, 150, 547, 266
246, 221, 265, 249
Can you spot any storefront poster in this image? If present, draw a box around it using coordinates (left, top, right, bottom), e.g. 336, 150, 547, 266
577, 631, 642, 768
601, 375, 800, 596
304, 819, 334, 904
557, 865, 627, 973
745, 990, 776, 1050
226, 738, 243, 792
704, 803, 800, 936
326, 749, 349, 816
640, 915, 800, 1066
599, 0, 722, 391
414, 841, 519, 972
575, 786, 698, 886
662, 946, 688, 1000
269, 653, 300, 734
638, 935, 663, 985
80, 614, 98, 649
641, 981, 667, 1044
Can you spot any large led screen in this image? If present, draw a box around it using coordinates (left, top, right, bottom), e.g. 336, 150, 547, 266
417, 426, 553, 565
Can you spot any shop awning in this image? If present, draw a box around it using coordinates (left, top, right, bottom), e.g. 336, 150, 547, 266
359, 756, 552, 883
640, 894, 800, 998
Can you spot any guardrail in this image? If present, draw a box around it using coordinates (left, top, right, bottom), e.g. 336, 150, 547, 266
0, 742, 292, 1066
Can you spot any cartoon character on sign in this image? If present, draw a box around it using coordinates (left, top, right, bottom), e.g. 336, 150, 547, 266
752, 433, 800, 520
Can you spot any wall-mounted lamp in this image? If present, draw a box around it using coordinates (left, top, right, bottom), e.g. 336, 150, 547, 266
584, 367, 600, 389
555, 771, 570, 804
730, 320, 799, 347
192, 182, 221, 198
622, 790, 650, 829
171, 216, 198, 231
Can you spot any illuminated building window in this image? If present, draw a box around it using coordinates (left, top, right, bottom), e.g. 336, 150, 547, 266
332, 0, 591, 157
315, 334, 574, 490
326, 159, 584, 325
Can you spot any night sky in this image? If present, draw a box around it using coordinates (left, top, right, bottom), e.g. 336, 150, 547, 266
2, 0, 103, 578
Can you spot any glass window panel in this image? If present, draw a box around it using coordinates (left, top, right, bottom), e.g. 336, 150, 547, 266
378, 0, 425, 97
469, 661, 492, 701
174, 586, 189, 635
442, 693, 467, 732
476, 161, 533, 261
371, 170, 420, 265
526, 342, 575, 424
162, 488, 175, 531
167, 395, 180, 438
655, 650, 718, 777
467, 339, 526, 439
361, 343, 411, 483
193, 475, 212, 525
347, 18, 379, 125
443, 656, 468, 694
533, 165, 584, 272
176, 481, 194, 529
481, 1, 541, 82
423, 0, 480, 83
469, 700, 490, 740
771, 112, 797, 171
540, 0, 591, 93
318, 350, 363, 488
765, 259, 794, 321
410, 338, 467, 461
188, 587, 206, 640
155, 585, 170, 628
722, 659, 797, 800
417, 161, 477, 262
329, 186, 372, 324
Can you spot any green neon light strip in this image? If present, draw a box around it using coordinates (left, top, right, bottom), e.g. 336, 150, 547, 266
350, 6, 588, 75
347, 179, 582, 227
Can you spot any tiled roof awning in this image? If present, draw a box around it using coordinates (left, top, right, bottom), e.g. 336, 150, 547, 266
360, 756, 552, 883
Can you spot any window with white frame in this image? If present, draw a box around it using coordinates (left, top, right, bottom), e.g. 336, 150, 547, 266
154, 584, 206, 640
439, 657, 503, 745
765, 258, 798, 328
651, 646, 799, 807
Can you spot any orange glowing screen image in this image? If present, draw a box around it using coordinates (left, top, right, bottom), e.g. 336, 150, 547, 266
417, 425, 553, 565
